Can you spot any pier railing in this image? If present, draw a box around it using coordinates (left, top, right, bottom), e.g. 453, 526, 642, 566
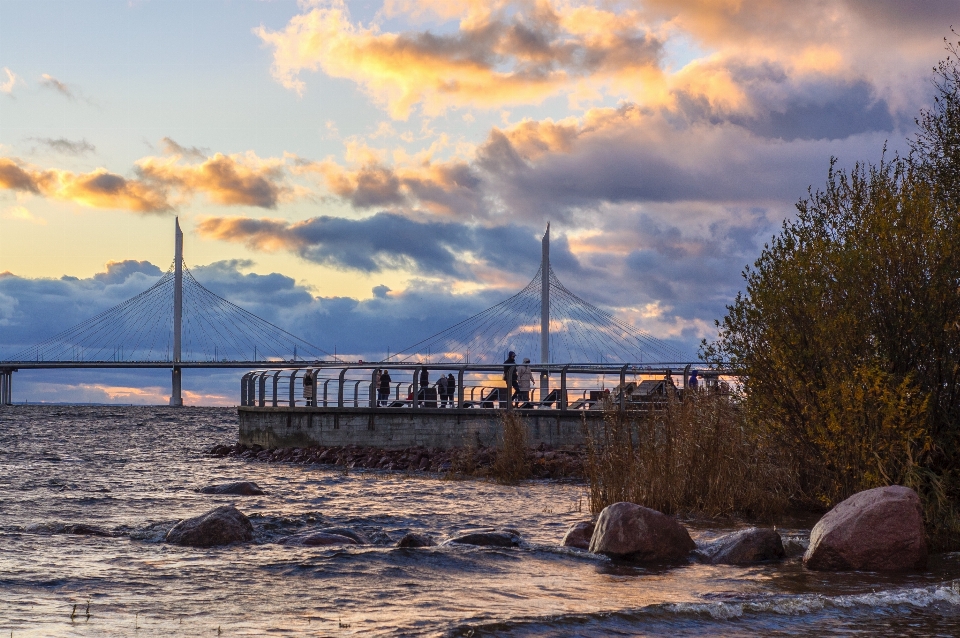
239, 363, 735, 411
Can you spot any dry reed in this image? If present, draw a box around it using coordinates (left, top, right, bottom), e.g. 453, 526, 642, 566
491, 411, 531, 484
584, 391, 795, 519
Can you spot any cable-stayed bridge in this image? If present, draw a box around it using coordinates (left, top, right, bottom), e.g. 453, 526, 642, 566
0, 219, 332, 406
0, 221, 690, 406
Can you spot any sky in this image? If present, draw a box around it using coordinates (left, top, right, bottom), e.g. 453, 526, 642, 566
0, 0, 955, 405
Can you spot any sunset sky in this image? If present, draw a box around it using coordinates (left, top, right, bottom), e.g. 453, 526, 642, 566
0, 0, 955, 404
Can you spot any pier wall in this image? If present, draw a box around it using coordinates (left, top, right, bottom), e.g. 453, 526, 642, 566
238, 407, 598, 449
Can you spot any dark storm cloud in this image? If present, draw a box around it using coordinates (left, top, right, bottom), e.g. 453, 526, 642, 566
197, 213, 580, 279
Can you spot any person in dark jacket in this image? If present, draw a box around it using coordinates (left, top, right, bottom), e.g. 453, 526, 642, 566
503, 351, 519, 406
446, 373, 457, 407
437, 374, 448, 407
379, 369, 392, 406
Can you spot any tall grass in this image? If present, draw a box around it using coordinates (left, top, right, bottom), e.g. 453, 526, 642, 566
491, 411, 531, 484
584, 392, 795, 519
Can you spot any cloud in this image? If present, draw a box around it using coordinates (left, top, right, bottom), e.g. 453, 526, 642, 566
31, 137, 96, 156
39, 73, 73, 99
160, 137, 209, 160
136, 152, 288, 208
298, 156, 485, 217
0, 151, 294, 212
2, 205, 46, 225
256, 0, 665, 118
1, 67, 22, 94
0, 158, 171, 212
196, 213, 576, 280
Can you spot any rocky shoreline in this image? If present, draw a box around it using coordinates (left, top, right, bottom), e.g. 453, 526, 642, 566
206, 442, 586, 480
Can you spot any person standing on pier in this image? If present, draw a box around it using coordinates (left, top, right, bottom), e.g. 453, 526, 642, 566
516, 358, 535, 404
379, 369, 392, 406
437, 374, 448, 407
446, 373, 457, 408
503, 351, 519, 407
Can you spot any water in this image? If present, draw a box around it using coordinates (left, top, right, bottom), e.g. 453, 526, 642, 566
1, 406, 959, 637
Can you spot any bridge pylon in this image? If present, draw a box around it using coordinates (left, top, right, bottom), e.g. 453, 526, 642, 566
170, 217, 184, 407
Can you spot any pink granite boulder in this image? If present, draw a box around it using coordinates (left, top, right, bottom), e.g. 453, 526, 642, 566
803, 485, 927, 571
696, 527, 785, 565
561, 520, 595, 550
165, 505, 253, 547
588, 502, 695, 563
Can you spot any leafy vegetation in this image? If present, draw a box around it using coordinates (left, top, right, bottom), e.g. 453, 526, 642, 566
701, 38, 960, 548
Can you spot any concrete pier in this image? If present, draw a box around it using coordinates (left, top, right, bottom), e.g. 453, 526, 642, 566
238, 406, 600, 450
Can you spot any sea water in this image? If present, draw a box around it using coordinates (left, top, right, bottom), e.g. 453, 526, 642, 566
1, 406, 959, 637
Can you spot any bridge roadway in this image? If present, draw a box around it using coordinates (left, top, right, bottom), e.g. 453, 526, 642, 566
0, 361, 339, 406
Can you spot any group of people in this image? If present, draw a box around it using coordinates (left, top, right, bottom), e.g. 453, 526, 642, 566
373, 367, 458, 407
372, 350, 536, 408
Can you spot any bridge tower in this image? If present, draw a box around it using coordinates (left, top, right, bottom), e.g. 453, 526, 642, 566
170, 218, 183, 407
540, 223, 550, 400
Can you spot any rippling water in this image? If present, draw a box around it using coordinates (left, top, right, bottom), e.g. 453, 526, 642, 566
2, 406, 960, 637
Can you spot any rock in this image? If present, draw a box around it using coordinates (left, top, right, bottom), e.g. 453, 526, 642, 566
316, 527, 368, 544
696, 528, 785, 565
24, 522, 114, 536
561, 520, 595, 550
199, 481, 265, 496
396, 532, 437, 548
165, 506, 254, 547
446, 529, 522, 547
803, 485, 927, 571
588, 502, 695, 563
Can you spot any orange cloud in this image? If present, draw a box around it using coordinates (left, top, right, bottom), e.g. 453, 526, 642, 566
0, 150, 295, 213
0, 158, 170, 212
137, 152, 288, 208
256, 0, 664, 118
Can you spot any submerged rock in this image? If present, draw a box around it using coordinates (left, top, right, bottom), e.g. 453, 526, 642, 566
803, 485, 927, 572
199, 481, 265, 496
561, 520, 595, 550
696, 527, 785, 565
588, 502, 695, 563
284, 532, 362, 547
446, 529, 523, 547
165, 505, 254, 547
396, 532, 437, 548
316, 527, 368, 544
24, 522, 116, 537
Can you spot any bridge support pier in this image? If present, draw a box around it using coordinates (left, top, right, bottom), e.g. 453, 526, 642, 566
0, 369, 13, 406
170, 366, 182, 407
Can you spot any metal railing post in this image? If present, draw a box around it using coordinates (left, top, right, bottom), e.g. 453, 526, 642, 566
337, 368, 347, 407
412, 366, 421, 410
240, 372, 251, 406
457, 367, 465, 409
323, 378, 331, 407
272, 370, 281, 407
258, 372, 268, 407
289, 369, 300, 407
353, 380, 361, 407
619, 364, 628, 412
370, 368, 379, 407
560, 365, 569, 410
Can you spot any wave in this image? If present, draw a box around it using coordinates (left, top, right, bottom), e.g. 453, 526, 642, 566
445, 580, 960, 637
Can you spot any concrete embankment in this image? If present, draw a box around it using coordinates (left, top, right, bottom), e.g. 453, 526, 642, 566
238, 406, 597, 450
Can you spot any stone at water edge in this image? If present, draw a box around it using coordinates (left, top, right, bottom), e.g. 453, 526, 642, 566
803, 485, 927, 571
284, 532, 362, 547
588, 502, 695, 563
165, 505, 254, 547
199, 481, 265, 496
396, 532, 437, 548
561, 520, 595, 550
696, 528, 785, 565
445, 530, 523, 547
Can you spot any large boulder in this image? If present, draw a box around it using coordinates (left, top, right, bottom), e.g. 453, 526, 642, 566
561, 520, 595, 550
199, 482, 265, 496
396, 532, 437, 548
588, 502, 695, 563
696, 528, 785, 565
803, 485, 927, 571
165, 506, 254, 547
